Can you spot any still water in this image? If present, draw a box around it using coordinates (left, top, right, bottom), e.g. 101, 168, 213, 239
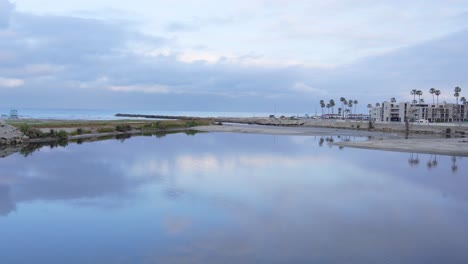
0, 132, 467, 263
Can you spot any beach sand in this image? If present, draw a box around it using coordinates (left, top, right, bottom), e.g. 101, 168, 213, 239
195, 124, 468, 156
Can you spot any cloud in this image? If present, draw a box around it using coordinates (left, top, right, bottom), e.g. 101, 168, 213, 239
0, 77, 24, 87
0, 0, 14, 29
109, 84, 172, 94
165, 21, 199, 32
0, 1, 467, 112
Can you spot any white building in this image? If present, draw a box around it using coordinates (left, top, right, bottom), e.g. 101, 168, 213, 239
370, 101, 466, 123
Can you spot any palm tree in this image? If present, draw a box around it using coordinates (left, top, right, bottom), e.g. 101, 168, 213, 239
340, 97, 346, 119
326, 103, 331, 114
338, 107, 342, 116
320, 100, 325, 116
348, 100, 353, 115
353, 100, 358, 115
329, 99, 335, 115
435, 90, 441, 106
376, 103, 380, 107
391, 97, 396, 103
367, 103, 372, 121
461, 96, 467, 121
416, 90, 423, 103
343, 99, 348, 118
454, 86, 461, 122
429, 88, 436, 105
411, 89, 418, 103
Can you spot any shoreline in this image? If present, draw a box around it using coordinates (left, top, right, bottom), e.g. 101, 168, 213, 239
1, 117, 467, 157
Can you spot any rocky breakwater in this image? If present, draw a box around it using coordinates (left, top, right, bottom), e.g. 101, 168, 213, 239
0, 120, 27, 145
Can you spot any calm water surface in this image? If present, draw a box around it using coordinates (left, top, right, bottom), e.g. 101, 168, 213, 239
0, 132, 467, 264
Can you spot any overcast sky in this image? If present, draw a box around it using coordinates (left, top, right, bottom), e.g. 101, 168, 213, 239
1, 0, 467, 113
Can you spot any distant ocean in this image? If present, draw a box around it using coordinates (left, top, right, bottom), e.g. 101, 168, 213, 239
0, 108, 308, 120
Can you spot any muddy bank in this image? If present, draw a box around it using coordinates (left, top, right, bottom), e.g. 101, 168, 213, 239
194, 124, 396, 138
334, 138, 468, 157
115, 114, 468, 136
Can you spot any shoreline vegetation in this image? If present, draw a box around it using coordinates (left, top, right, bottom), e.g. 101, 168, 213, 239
1, 114, 468, 157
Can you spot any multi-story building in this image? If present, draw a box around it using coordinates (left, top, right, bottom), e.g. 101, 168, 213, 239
370, 101, 466, 123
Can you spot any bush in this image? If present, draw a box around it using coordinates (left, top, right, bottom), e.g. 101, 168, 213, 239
97, 127, 115, 133
115, 124, 132, 132
185, 120, 198, 127
21, 125, 44, 138
57, 130, 68, 140
19, 123, 31, 134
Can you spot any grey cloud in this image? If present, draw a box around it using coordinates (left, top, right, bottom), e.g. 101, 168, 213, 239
1, 6, 467, 113
165, 21, 199, 32
165, 15, 242, 32
0, 0, 14, 29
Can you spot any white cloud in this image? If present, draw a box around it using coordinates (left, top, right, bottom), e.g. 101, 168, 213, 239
0, 77, 24, 87
23, 64, 66, 75
291, 82, 327, 95
108, 84, 172, 94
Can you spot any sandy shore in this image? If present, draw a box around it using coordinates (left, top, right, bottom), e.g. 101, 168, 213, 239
334, 138, 468, 157
195, 124, 468, 156
2, 117, 467, 157
194, 124, 396, 138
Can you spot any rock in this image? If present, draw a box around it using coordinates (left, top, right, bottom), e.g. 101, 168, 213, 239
0, 123, 25, 145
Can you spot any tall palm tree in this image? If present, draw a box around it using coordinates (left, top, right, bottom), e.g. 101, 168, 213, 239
461, 96, 467, 121
429, 88, 436, 105
329, 99, 335, 115
434, 89, 441, 122
320, 100, 325, 116
367, 103, 372, 121
435, 90, 441, 106
411, 89, 418, 103
326, 103, 331, 114
348, 100, 353, 115
454, 86, 462, 122
416, 90, 423, 103
340, 97, 346, 119
353, 100, 358, 115
344, 99, 348, 118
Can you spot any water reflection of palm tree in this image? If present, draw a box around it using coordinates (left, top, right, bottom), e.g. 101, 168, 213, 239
427, 154, 438, 170
319, 137, 325, 147
408, 153, 420, 167
451, 156, 458, 173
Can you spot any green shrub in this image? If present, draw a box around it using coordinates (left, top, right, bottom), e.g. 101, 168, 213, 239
19, 123, 31, 134
185, 120, 198, 127
97, 127, 115, 133
115, 124, 132, 132
57, 130, 68, 140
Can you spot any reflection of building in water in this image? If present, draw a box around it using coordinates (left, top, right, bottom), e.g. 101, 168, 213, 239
0, 185, 16, 216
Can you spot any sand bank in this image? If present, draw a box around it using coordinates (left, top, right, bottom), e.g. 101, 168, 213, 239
334, 138, 468, 156
195, 124, 468, 156
194, 124, 395, 138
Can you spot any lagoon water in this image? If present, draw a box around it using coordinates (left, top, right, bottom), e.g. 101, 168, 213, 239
0, 132, 467, 263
